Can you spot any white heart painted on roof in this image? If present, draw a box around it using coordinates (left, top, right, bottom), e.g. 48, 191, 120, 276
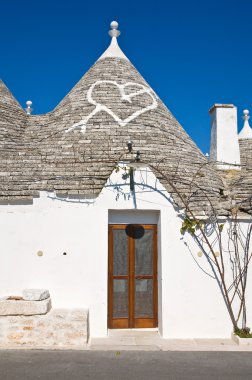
66, 80, 158, 133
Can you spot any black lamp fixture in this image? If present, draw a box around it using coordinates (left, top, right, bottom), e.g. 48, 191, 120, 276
126, 141, 147, 191
129, 150, 146, 169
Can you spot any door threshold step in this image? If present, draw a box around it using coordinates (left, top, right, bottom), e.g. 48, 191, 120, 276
108, 329, 159, 337
89, 344, 160, 351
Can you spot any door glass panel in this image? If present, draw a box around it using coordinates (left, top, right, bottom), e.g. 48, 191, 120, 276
113, 229, 128, 275
135, 229, 153, 275
135, 279, 153, 318
113, 279, 128, 318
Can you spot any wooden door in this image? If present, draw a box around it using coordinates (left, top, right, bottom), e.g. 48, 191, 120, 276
108, 224, 157, 329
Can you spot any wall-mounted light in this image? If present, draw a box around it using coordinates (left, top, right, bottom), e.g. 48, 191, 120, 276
128, 151, 147, 169
126, 141, 148, 191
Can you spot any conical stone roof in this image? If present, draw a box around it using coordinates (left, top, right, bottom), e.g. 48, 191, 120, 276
0, 80, 29, 202
235, 139, 252, 213
0, 23, 225, 215
0, 79, 26, 140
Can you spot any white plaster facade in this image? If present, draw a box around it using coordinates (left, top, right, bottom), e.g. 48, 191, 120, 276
1, 166, 250, 339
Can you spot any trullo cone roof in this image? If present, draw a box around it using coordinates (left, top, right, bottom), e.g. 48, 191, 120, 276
0, 22, 225, 215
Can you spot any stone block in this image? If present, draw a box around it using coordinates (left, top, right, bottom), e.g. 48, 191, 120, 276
71, 309, 88, 321
7, 332, 24, 340
0, 298, 51, 316
0, 308, 88, 347
22, 289, 50, 301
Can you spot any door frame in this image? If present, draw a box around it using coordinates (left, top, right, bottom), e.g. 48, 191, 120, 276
108, 224, 158, 329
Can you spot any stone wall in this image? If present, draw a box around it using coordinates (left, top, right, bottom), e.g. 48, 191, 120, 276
0, 309, 88, 348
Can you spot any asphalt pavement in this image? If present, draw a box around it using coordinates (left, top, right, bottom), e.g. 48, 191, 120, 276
0, 350, 252, 380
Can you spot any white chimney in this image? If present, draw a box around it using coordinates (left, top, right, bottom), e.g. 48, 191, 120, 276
209, 104, 240, 170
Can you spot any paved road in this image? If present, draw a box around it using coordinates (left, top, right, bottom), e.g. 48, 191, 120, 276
0, 350, 252, 380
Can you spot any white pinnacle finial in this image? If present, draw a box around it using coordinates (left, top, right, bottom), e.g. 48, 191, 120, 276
242, 109, 250, 121
239, 109, 252, 139
109, 21, 121, 38
98, 20, 128, 61
25, 100, 33, 115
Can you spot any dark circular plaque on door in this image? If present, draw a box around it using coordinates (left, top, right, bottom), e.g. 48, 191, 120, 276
125, 224, 145, 239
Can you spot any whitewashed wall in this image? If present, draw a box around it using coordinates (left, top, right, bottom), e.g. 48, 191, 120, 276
0, 166, 251, 338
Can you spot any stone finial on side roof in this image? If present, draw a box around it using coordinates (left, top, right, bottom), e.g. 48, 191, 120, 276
239, 109, 252, 139
25, 100, 33, 115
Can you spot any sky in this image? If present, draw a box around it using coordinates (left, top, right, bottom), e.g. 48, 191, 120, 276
1, 0, 251, 154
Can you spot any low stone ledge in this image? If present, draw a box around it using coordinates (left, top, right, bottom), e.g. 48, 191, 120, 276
232, 333, 252, 346
0, 308, 88, 347
0, 297, 51, 316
